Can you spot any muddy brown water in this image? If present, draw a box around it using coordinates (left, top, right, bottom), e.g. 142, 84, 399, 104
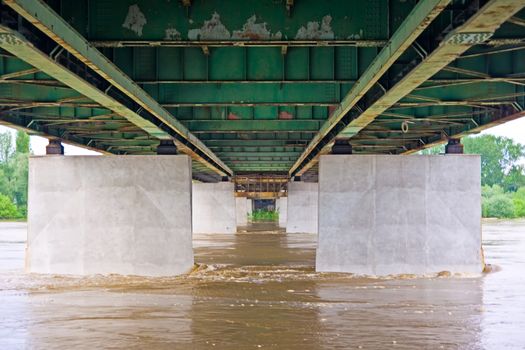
0, 221, 524, 349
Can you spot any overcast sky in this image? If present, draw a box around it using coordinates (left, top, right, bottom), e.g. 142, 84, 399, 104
1, 116, 525, 156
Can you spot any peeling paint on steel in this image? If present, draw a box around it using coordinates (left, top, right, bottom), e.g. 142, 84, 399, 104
188, 12, 230, 40
231, 15, 282, 40
122, 4, 147, 37
278, 111, 294, 120
295, 15, 334, 40
347, 29, 364, 40
164, 27, 181, 40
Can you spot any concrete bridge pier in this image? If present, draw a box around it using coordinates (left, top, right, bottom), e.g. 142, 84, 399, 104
192, 182, 236, 234
276, 197, 287, 228
235, 197, 248, 227
27, 155, 194, 276
286, 181, 318, 234
316, 154, 483, 276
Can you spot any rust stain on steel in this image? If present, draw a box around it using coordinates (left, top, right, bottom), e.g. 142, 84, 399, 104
278, 111, 294, 120
227, 112, 239, 120
188, 12, 231, 40
231, 15, 282, 40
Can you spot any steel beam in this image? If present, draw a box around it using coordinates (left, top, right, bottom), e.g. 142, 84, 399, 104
404, 107, 525, 155
289, 0, 451, 176
2, 0, 231, 176
92, 40, 386, 48
184, 120, 321, 132
0, 112, 114, 154
290, 0, 525, 176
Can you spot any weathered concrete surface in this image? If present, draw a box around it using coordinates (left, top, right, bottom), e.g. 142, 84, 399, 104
276, 197, 288, 228
247, 199, 253, 216
316, 155, 482, 276
27, 155, 194, 276
236, 197, 248, 226
286, 182, 318, 234
192, 182, 236, 234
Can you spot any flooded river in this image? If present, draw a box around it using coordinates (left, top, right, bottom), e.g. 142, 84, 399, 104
0, 221, 524, 349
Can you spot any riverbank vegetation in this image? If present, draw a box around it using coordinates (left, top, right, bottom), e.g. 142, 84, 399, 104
0, 129, 523, 220
249, 209, 279, 222
422, 134, 525, 218
0, 131, 29, 219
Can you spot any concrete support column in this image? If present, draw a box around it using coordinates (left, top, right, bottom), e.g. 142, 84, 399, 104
27, 155, 194, 276
247, 199, 253, 222
235, 197, 248, 227
192, 182, 236, 234
286, 182, 318, 234
276, 197, 288, 228
316, 155, 483, 276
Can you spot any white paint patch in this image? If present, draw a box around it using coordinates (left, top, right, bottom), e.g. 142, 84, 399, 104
295, 15, 334, 40
232, 15, 282, 40
187, 12, 230, 40
122, 4, 147, 36
347, 29, 364, 40
165, 27, 181, 40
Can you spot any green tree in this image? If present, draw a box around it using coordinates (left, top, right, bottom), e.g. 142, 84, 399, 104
513, 188, 525, 217
482, 184, 504, 198
483, 193, 515, 218
0, 131, 13, 163
15, 130, 30, 154
463, 135, 525, 189
0, 194, 19, 219
0, 130, 30, 217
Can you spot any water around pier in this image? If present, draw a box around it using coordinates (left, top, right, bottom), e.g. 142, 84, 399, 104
0, 221, 524, 349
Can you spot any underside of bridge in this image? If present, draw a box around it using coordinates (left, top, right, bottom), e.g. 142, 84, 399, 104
0, 0, 524, 181
9, 0, 525, 277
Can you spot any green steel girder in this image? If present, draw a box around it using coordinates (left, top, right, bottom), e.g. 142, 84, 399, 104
289, 0, 452, 176
291, 0, 525, 176
145, 83, 348, 105
182, 120, 322, 132
197, 132, 315, 141
204, 140, 307, 147
403, 107, 525, 154
215, 151, 302, 157
211, 146, 305, 152
0, 111, 115, 154
172, 105, 333, 122
102, 46, 371, 82
1, 0, 525, 178
53, 0, 392, 43
2, 0, 232, 177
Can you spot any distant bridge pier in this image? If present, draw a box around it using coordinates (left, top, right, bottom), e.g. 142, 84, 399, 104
235, 197, 249, 227
192, 182, 236, 234
247, 199, 253, 220
286, 181, 318, 234
26, 155, 194, 276
316, 154, 483, 276
276, 198, 288, 228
